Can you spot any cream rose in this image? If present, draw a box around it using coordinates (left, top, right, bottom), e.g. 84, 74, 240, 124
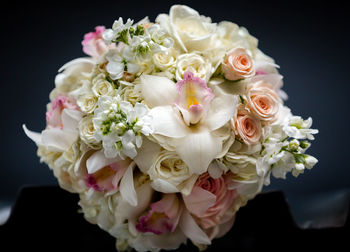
152, 48, 177, 71
91, 73, 115, 97
157, 5, 216, 52
148, 150, 197, 195
175, 53, 211, 81
77, 92, 98, 114
232, 106, 262, 145
222, 48, 255, 81
79, 115, 101, 149
246, 80, 280, 122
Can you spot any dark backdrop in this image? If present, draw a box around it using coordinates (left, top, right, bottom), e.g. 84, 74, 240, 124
1, 0, 349, 211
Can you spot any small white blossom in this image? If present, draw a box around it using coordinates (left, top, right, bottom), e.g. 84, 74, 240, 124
283, 116, 319, 140
105, 49, 140, 80
93, 95, 153, 159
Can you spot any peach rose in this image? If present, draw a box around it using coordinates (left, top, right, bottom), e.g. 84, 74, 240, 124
221, 47, 255, 80
246, 80, 280, 122
231, 106, 262, 145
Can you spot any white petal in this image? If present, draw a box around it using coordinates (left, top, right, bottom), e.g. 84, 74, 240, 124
149, 105, 189, 138
134, 137, 161, 173
86, 149, 122, 174
204, 94, 238, 131
61, 109, 83, 132
116, 182, 153, 227
151, 179, 179, 193
58, 57, 95, 72
126, 63, 140, 74
208, 160, 223, 179
141, 75, 177, 108
41, 128, 77, 151
22, 124, 42, 145
179, 209, 211, 245
120, 161, 137, 206
175, 131, 221, 174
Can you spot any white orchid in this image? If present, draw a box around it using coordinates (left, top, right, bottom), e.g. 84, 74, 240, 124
141, 71, 237, 175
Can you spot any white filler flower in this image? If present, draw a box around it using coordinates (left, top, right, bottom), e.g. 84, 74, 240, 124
93, 95, 153, 159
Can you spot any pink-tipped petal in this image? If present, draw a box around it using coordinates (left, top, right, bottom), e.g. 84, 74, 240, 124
175, 71, 214, 125
136, 194, 182, 235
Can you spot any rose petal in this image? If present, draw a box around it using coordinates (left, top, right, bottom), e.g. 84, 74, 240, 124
183, 186, 216, 216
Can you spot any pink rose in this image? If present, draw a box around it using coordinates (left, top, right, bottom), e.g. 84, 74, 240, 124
82, 26, 109, 58
246, 80, 280, 122
136, 194, 182, 235
183, 172, 237, 230
221, 48, 255, 81
231, 105, 262, 145
46, 95, 79, 128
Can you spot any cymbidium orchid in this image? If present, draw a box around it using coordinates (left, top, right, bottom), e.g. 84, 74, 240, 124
141, 71, 237, 175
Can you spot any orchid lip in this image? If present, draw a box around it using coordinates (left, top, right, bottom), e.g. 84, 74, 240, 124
175, 71, 214, 126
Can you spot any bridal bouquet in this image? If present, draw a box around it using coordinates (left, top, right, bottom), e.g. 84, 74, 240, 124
23, 5, 318, 251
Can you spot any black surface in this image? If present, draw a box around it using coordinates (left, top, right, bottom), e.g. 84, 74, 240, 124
1, 186, 348, 251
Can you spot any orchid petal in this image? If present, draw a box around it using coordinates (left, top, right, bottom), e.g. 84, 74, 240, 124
61, 109, 83, 131
22, 125, 42, 145
120, 161, 137, 206
204, 94, 238, 131
86, 149, 122, 174
151, 179, 179, 193
134, 137, 162, 173
183, 186, 216, 216
175, 131, 221, 174
175, 71, 214, 125
149, 105, 189, 138
141, 75, 177, 108
179, 209, 211, 245
116, 182, 154, 233
58, 57, 95, 72
41, 128, 77, 152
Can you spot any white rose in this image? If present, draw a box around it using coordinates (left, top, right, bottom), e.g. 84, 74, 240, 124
91, 74, 115, 97
175, 53, 211, 81
148, 150, 197, 195
157, 5, 216, 52
79, 115, 101, 149
77, 93, 98, 114
216, 21, 258, 55
152, 48, 177, 71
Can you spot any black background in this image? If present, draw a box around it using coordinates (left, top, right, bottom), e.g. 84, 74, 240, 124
1, 0, 349, 213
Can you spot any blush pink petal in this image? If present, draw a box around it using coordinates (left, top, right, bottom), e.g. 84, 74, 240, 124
136, 194, 182, 235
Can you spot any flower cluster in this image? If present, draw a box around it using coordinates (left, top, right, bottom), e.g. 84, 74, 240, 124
24, 5, 318, 252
